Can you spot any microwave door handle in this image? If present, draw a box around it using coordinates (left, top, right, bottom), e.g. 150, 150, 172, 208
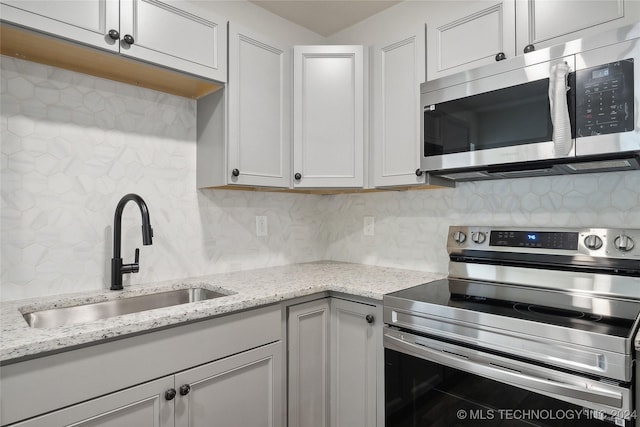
384, 333, 623, 408
549, 62, 573, 157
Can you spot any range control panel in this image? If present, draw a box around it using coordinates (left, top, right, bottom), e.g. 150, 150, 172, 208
575, 58, 635, 137
448, 226, 640, 259
489, 230, 578, 250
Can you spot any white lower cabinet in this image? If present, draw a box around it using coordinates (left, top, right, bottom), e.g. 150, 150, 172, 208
1, 306, 283, 427
175, 342, 283, 427
330, 298, 379, 427
12, 342, 282, 427
287, 296, 381, 427
11, 376, 176, 427
288, 298, 331, 427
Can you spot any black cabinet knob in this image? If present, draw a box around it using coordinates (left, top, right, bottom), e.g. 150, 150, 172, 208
165, 388, 177, 401
179, 384, 191, 396
365, 314, 374, 324
108, 29, 120, 40
523, 44, 535, 53
123, 34, 135, 45
294, 172, 302, 180
495, 52, 506, 61
415, 168, 423, 177
232, 168, 240, 177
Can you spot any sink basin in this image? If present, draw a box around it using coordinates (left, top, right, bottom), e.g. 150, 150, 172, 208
23, 288, 227, 328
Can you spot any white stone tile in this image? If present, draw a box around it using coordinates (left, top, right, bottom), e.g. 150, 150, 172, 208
7, 115, 35, 137
7, 76, 34, 99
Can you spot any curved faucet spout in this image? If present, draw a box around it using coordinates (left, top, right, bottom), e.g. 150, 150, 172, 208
111, 194, 154, 290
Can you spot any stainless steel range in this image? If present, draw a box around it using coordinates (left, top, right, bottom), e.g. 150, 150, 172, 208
384, 226, 640, 427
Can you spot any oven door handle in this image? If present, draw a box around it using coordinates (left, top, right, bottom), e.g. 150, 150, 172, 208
384, 333, 624, 409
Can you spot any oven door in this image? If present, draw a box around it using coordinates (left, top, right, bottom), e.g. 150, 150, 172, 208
420, 57, 574, 173
384, 327, 635, 427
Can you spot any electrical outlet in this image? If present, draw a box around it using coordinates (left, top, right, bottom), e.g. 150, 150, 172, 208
256, 216, 268, 237
364, 216, 375, 236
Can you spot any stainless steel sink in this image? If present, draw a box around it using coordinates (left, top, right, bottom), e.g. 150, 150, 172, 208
23, 288, 227, 328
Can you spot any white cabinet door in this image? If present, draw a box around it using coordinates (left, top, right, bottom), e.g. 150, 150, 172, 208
0, 0, 120, 52
372, 28, 425, 187
227, 23, 291, 187
288, 298, 331, 427
12, 376, 175, 427
120, 0, 226, 82
330, 298, 379, 427
515, 0, 640, 54
293, 45, 365, 188
426, 0, 516, 80
175, 342, 284, 427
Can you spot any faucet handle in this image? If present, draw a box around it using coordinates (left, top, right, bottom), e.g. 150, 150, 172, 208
121, 249, 140, 274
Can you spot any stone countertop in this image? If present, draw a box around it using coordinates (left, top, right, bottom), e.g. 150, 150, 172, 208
0, 262, 445, 363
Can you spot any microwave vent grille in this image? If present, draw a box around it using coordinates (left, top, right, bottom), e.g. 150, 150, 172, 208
567, 159, 633, 171
438, 171, 491, 180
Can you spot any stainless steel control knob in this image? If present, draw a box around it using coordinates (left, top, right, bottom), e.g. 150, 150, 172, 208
614, 235, 635, 252
453, 231, 467, 244
471, 232, 486, 244
584, 235, 603, 250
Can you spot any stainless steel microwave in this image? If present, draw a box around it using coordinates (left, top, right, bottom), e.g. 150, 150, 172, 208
420, 23, 640, 181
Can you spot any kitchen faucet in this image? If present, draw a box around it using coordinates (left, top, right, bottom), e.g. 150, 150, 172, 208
111, 193, 153, 290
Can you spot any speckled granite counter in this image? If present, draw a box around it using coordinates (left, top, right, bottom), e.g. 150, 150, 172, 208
0, 262, 445, 363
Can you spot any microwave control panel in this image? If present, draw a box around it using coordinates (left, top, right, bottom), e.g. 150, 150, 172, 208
575, 58, 634, 137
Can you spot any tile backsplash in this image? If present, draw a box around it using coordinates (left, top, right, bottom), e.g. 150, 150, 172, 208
323, 172, 640, 273
2, 57, 639, 301
1, 57, 326, 301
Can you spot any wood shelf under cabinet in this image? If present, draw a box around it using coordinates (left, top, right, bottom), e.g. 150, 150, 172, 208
200, 184, 454, 195
0, 24, 222, 99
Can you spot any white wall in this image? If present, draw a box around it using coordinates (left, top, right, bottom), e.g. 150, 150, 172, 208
187, 0, 324, 43
326, 1, 473, 44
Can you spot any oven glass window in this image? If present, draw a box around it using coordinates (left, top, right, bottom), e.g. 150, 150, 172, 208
423, 79, 553, 157
385, 349, 628, 427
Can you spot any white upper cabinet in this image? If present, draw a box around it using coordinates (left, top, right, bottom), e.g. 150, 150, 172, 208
426, 1, 516, 80
372, 28, 426, 187
197, 24, 290, 189
293, 45, 365, 189
227, 23, 290, 188
120, 0, 226, 82
426, 0, 639, 81
0, 0, 120, 52
515, 0, 640, 54
0, 0, 226, 82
